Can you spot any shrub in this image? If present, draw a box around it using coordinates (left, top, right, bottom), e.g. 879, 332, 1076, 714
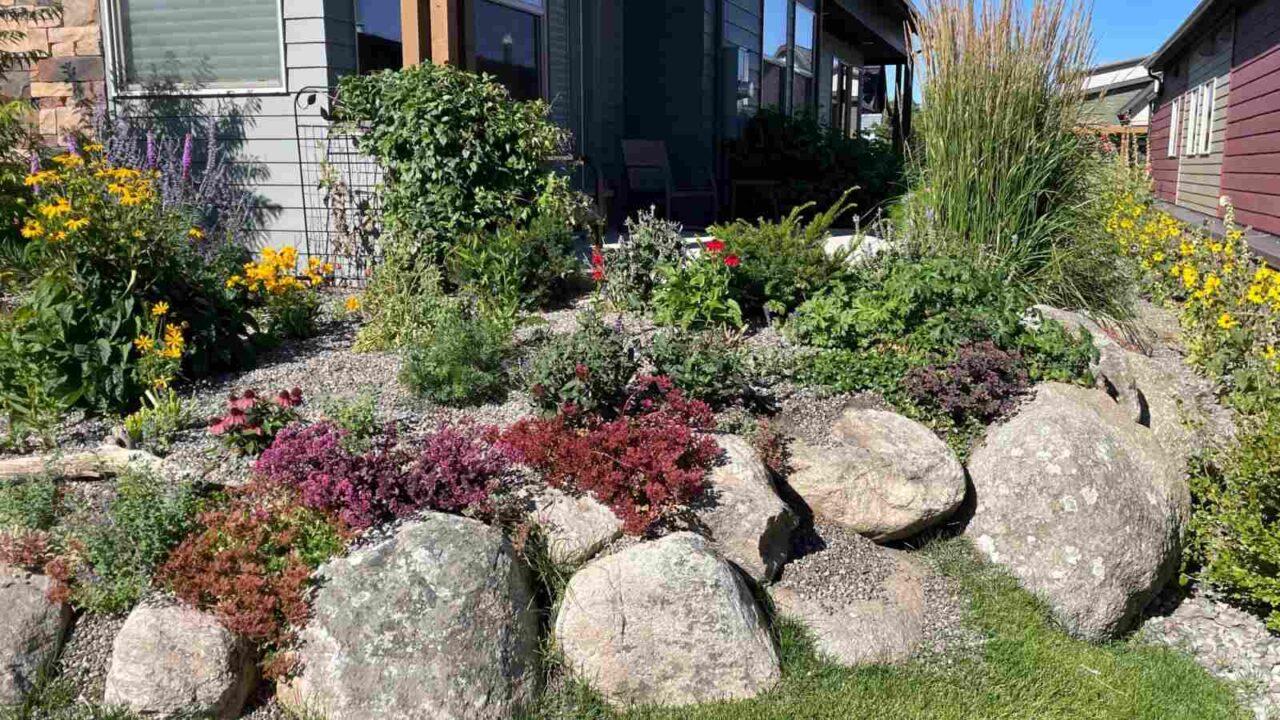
525, 314, 637, 416
905, 341, 1030, 425
336, 63, 569, 265
724, 108, 904, 220
795, 348, 928, 406
0, 527, 55, 571
448, 212, 580, 315
502, 376, 720, 534
1013, 315, 1097, 384
58, 469, 198, 613
400, 300, 512, 407
709, 190, 855, 318
226, 245, 332, 340
0, 101, 37, 273
646, 329, 746, 405
0, 478, 59, 531
319, 391, 380, 453
208, 388, 303, 455
604, 209, 687, 311
1188, 412, 1280, 631
122, 388, 193, 456
903, 0, 1134, 318
160, 482, 348, 676
0, 147, 257, 427
254, 420, 511, 530
652, 239, 744, 330
353, 258, 450, 351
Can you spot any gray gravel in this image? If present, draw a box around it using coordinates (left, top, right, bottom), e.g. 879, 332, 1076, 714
778, 523, 897, 607
56, 612, 127, 706
1141, 589, 1280, 720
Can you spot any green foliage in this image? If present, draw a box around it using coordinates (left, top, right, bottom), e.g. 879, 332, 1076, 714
787, 255, 1027, 353
903, 0, 1135, 320
0, 101, 38, 277
400, 300, 512, 407
0, 6, 61, 74
319, 391, 381, 453
354, 255, 449, 351
122, 388, 192, 456
0, 478, 59, 531
448, 212, 580, 317
1012, 315, 1098, 384
709, 190, 855, 318
1188, 411, 1280, 631
724, 108, 905, 220
525, 314, 637, 415
61, 469, 198, 613
336, 63, 569, 265
652, 243, 744, 331
604, 209, 687, 311
795, 348, 928, 407
645, 329, 746, 406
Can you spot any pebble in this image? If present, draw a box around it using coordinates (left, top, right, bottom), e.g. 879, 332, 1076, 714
56, 612, 127, 706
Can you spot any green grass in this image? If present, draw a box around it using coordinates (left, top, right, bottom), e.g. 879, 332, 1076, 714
525, 539, 1248, 720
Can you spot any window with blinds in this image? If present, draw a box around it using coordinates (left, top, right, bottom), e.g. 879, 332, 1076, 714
117, 0, 285, 91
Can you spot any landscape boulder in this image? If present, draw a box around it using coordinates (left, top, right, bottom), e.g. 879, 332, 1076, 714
530, 487, 623, 566
284, 513, 539, 720
965, 382, 1190, 640
555, 532, 779, 707
787, 408, 966, 542
694, 434, 797, 581
0, 567, 71, 706
103, 603, 255, 719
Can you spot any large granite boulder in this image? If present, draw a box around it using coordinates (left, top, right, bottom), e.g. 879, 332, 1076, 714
103, 604, 256, 719
787, 408, 966, 542
694, 435, 797, 581
284, 514, 539, 720
772, 528, 928, 666
530, 487, 623, 566
0, 567, 70, 706
555, 533, 780, 707
966, 382, 1190, 640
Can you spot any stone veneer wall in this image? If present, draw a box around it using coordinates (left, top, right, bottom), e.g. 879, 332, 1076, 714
0, 0, 104, 144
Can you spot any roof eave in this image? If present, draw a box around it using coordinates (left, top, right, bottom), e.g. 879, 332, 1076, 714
1148, 0, 1228, 71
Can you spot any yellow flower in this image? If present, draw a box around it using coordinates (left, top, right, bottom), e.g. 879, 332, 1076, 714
188, 227, 205, 240
49, 231, 67, 243
20, 219, 43, 239
23, 170, 58, 187
83, 143, 105, 153
37, 197, 71, 219
1151, 251, 1166, 263
1202, 274, 1221, 296
1247, 285, 1266, 305
151, 302, 170, 317
50, 154, 83, 167
151, 376, 171, 390
133, 335, 156, 353
164, 324, 185, 346
1182, 266, 1199, 290
226, 275, 242, 288
65, 217, 89, 231
1263, 345, 1277, 361
1210, 242, 1224, 255
1217, 313, 1238, 330
345, 296, 361, 312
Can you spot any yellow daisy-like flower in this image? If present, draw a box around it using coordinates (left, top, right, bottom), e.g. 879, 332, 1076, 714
188, 227, 205, 240
151, 376, 171, 390
1262, 345, 1277, 361
23, 170, 58, 187
345, 296, 361, 312
164, 324, 184, 345
1247, 285, 1266, 305
37, 197, 71, 219
65, 217, 89, 231
83, 143, 105, 153
1202, 274, 1221, 296
226, 275, 242, 288
50, 231, 67, 243
151, 302, 170, 317
1182, 266, 1199, 290
20, 219, 43, 239
134, 335, 156, 353
1217, 313, 1238, 330
50, 154, 83, 167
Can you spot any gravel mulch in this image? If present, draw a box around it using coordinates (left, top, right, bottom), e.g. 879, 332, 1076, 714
56, 611, 127, 706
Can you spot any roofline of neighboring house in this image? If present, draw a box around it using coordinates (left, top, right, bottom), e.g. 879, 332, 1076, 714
1148, 0, 1229, 71
1118, 84, 1158, 119
1084, 76, 1156, 99
1087, 56, 1149, 75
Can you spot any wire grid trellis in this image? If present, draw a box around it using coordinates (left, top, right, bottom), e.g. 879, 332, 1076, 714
294, 87, 384, 287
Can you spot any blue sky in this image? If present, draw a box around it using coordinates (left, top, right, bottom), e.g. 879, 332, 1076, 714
1090, 0, 1200, 65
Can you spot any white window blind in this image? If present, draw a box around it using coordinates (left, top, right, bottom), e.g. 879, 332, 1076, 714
1196, 80, 1216, 155
118, 0, 284, 91
1184, 89, 1200, 157
1167, 97, 1180, 158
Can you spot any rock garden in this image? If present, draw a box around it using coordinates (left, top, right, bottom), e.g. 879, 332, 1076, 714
2, 2, 1279, 719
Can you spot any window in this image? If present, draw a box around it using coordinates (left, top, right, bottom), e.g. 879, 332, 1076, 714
357, 0, 403, 74
830, 59, 858, 135
792, 1, 816, 111
1167, 95, 1180, 158
473, 0, 545, 102
113, 0, 284, 92
761, 0, 788, 109
1195, 80, 1215, 156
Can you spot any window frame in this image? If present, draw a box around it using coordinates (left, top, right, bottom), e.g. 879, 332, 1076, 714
467, 0, 550, 102
760, 0, 790, 111
103, 0, 289, 98
1194, 79, 1215, 156
1167, 94, 1180, 159
1183, 88, 1199, 157
791, 0, 817, 112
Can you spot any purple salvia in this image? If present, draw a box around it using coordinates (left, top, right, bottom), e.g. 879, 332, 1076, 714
28, 152, 39, 174
145, 132, 157, 170
64, 134, 78, 156
180, 132, 194, 182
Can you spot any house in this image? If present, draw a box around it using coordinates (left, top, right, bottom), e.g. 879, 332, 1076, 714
2, 0, 913, 251
1081, 57, 1156, 162
1147, 0, 1280, 263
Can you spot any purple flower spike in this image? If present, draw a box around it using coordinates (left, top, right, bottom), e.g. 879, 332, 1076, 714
65, 135, 78, 156
145, 132, 157, 170
180, 132, 194, 181
28, 152, 39, 174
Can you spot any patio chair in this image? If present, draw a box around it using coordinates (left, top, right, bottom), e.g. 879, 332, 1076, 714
621, 139, 719, 227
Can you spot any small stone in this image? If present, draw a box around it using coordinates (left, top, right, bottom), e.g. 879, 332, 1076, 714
530, 487, 622, 566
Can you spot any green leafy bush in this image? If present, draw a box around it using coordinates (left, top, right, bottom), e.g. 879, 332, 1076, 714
122, 388, 193, 456
646, 329, 746, 406
1012, 315, 1097, 384
353, 258, 449, 351
336, 63, 569, 265
1189, 412, 1280, 631
603, 209, 687, 311
903, 0, 1133, 319
724, 108, 904, 220
652, 239, 744, 330
448, 212, 580, 319
795, 348, 928, 406
320, 391, 381, 453
0, 478, 59, 531
525, 314, 637, 416
400, 300, 512, 407
709, 191, 855, 318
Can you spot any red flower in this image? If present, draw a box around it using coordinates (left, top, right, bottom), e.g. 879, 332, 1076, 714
723, 254, 741, 267
704, 239, 725, 253
591, 268, 606, 283
591, 247, 605, 267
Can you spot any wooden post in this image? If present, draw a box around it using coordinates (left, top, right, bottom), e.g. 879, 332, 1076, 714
401, 0, 430, 66
401, 0, 462, 67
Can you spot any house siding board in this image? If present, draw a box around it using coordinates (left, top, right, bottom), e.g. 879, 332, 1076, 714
1175, 16, 1234, 218
1223, 0, 1280, 236
548, 0, 573, 130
